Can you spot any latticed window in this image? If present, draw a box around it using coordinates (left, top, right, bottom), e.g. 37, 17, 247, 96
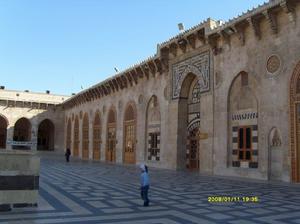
125, 124, 134, 152
148, 132, 160, 161
150, 133, 158, 149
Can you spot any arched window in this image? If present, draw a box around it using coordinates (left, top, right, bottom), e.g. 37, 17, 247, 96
146, 96, 161, 162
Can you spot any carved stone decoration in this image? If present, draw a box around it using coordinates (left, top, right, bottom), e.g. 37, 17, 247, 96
270, 127, 282, 147
138, 94, 144, 105
266, 54, 281, 76
172, 51, 210, 99
263, 10, 278, 34
280, 0, 296, 24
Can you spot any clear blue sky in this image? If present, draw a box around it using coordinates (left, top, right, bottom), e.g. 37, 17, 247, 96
0, 0, 266, 96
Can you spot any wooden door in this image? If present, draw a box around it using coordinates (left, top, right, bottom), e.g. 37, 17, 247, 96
124, 121, 135, 164
106, 125, 116, 162
238, 126, 252, 161
296, 103, 300, 181
186, 128, 199, 170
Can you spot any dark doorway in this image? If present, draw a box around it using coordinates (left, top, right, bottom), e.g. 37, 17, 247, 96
0, 115, 7, 149
37, 119, 55, 151
13, 117, 31, 149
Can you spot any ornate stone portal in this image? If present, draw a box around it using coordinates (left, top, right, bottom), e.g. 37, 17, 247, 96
172, 51, 210, 99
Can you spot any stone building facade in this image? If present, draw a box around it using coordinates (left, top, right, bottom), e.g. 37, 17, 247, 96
0, 89, 69, 151
1, 0, 300, 183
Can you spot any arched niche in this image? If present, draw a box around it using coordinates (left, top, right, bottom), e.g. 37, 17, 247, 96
228, 71, 258, 169
146, 95, 161, 161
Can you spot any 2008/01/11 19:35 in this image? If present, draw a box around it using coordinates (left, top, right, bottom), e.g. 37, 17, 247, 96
208, 196, 259, 203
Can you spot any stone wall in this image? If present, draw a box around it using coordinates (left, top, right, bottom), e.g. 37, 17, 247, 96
213, 4, 300, 182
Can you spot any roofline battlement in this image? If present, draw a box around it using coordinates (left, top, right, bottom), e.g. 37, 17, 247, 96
63, 0, 298, 109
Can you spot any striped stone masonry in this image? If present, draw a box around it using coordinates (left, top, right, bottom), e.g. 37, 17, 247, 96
231, 110, 258, 168
0, 150, 40, 211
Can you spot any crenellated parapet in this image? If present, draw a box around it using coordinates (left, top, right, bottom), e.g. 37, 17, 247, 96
62, 0, 299, 110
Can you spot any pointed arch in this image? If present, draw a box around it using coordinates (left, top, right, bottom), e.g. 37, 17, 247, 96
177, 73, 201, 170
82, 113, 89, 159
146, 95, 161, 161
123, 101, 137, 164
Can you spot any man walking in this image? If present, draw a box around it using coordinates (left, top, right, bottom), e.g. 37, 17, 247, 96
140, 164, 150, 206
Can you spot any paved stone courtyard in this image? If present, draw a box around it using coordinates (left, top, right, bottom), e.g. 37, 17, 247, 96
1, 153, 300, 224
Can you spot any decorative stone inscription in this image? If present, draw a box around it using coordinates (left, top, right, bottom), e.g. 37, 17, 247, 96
172, 51, 210, 99
267, 55, 281, 74
270, 128, 282, 147
232, 112, 258, 121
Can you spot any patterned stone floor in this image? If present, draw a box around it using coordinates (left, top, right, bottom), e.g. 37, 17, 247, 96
1, 153, 300, 224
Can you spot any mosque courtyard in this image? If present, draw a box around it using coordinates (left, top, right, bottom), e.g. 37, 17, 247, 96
1, 153, 300, 224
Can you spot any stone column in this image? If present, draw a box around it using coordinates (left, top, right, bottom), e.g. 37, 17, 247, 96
167, 100, 180, 170
6, 123, 14, 150
31, 124, 38, 151
136, 102, 146, 164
